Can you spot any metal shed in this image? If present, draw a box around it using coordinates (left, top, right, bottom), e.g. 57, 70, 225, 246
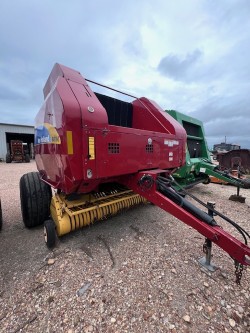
0, 123, 34, 161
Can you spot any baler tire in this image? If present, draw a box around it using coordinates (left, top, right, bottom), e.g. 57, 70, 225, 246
202, 177, 210, 185
6, 153, 11, 163
20, 172, 52, 228
44, 220, 56, 248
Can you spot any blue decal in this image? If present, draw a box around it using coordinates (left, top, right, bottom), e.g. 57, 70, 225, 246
35, 123, 61, 145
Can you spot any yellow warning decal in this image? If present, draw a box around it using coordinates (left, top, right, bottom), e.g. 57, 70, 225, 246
66, 131, 73, 155
88, 136, 95, 160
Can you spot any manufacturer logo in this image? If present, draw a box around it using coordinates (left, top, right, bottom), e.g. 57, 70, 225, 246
35, 123, 61, 145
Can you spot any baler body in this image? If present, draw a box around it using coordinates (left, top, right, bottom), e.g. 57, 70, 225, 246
19, 63, 250, 274
35, 64, 186, 194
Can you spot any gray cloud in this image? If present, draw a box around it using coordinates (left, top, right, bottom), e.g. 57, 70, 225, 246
157, 49, 203, 81
0, 0, 249, 150
0, 85, 25, 101
191, 96, 250, 148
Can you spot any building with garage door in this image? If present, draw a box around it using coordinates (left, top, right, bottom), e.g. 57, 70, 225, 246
0, 123, 34, 161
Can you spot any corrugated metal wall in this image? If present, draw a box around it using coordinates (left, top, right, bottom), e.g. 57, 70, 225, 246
0, 123, 34, 160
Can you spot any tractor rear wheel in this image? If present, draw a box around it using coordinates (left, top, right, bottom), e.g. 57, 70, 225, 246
6, 153, 11, 163
20, 172, 52, 228
25, 154, 30, 163
44, 220, 56, 248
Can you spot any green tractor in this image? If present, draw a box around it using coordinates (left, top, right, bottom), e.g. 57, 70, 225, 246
166, 110, 250, 193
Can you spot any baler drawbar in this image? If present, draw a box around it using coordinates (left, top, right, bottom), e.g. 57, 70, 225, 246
19, 63, 250, 284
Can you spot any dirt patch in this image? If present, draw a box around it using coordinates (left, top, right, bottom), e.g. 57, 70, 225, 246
0, 161, 249, 332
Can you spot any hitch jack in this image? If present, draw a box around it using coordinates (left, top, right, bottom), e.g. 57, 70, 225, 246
198, 202, 217, 272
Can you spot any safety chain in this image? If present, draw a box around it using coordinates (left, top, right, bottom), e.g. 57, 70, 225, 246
168, 176, 249, 285
234, 260, 244, 285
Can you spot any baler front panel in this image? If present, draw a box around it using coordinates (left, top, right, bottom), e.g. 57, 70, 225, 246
35, 77, 85, 192
67, 80, 109, 129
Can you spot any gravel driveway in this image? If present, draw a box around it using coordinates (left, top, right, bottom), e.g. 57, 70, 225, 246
0, 161, 249, 332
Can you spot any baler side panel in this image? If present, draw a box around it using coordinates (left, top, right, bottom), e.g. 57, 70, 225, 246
133, 98, 186, 137
95, 126, 183, 178
132, 99, 186, 168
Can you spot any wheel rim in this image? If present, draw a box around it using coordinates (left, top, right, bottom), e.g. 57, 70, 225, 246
44, 226, 48, 243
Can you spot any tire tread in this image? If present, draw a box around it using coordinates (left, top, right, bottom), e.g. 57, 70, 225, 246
20, 172, 51, 228
44, 220, 56, 248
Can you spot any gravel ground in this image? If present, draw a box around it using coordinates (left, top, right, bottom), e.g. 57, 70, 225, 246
0, 161, 249, 333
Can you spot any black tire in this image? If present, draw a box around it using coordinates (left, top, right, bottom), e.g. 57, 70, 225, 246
202, 177, 211, 185
44, 220, 56, 248
25, 154, 30, 163
6, 153, 11, 163
0, 199, 2, 231
20, 172, 52, 228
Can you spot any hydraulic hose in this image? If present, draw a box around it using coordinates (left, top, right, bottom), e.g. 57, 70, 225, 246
157, 180, 217, 226
157, 176, 250, 245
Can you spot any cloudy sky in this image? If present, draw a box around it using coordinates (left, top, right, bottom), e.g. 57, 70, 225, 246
0, 0, 250, 149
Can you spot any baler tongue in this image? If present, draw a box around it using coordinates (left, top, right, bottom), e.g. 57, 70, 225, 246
120, 170, 250, 284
